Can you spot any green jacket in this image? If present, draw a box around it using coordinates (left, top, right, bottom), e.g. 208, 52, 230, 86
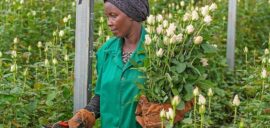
95, 26, 146, 128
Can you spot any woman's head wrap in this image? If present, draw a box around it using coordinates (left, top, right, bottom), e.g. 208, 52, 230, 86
104, 0, 149, 22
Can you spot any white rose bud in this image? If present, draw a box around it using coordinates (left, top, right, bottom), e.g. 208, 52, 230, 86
199, 105, 206, 114
212, 44, 218, 48
147, 15, 155, 25
64, 54, 69, 61
52, 58, 58, 65
209, 3, 217, 11
262, 57, 267, 64
23, 68, 28, 76
261, 68, 267, 79
264, 49, 269, 55
208, 88, 213, 97
192, 10, 199, 20
186, 25, 194, 34
201, 5, 209, 16
163, 36, 170, 45
63, 17, 68, 23
156, 14, 163, 23
244, 46, 248, 53
11, 50, 17, 58
0, 51, 2, 58
44, 46, 48, 52
183, 12, 191, 22
37, 41, 42, 48
13, 37, 19, 44
156, 48, 164, 57
194, 36, 203, 45
10, 64, 17, 72
232, 94, 240, 107
200, 58, 208, 66
45, 59, 49, 67
180, 1, 185, 7
32, 11, 36, 16
67, 14, 72, 20
20, 0, 24, 4
166, 23, 176, 37
166, 108, 175, 120
53, 31, 57, 36
170, 35, 177, 44
204, 15, 212, 25
162, 20, 169, 28
193, 87, 199, 96
160, 109, 166, 118
100, 17, 104, 23
156, 25, 163, 34
171, 95, 180, 107
176, 33, 183, 42
198, 94, 206, 105
145, 35, 152, 45
59, 30, 65, 37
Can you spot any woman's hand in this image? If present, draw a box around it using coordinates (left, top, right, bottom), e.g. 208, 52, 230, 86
68, 109, 96, 128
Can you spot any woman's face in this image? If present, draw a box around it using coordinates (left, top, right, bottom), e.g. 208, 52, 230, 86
104, 2, 133, 37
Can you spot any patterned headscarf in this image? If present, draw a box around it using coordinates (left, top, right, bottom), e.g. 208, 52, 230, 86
104, 0, 149, 22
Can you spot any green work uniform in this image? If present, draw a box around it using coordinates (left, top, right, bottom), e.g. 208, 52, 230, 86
95, 26, 146, 128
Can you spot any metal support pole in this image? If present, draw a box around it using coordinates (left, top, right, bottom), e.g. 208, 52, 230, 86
88, 0, 94, 103
74, 0, 92, 112
226, 0, 237, 70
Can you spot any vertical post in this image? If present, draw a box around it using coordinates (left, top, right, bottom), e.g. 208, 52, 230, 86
74, 0, 91, 112
88, 0, 94, 103
226, 0, 237, 70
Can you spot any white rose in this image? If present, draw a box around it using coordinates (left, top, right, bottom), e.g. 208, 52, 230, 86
176, 33, 183, 42
37, 41, 42, 48
166, 23, 176, 37
200, 58, 208, 66
204, 15, 212, 25
264, 49, 269, 55
186, 25, 194, 34
180, 1, 185, 7
201, 5, 209, 16
59, 30, 65, 37
261, 68, 267, 79
156, 48, 164, 57
147, 15, 155, 25
163, 20, 169, 28
156, 25, 163, 34
183, 12, 191, 21
63, 17, 68, 23
194, 36, 203, 45
232, 95, 240, 106
156, 14, 163, 23
192, 10, 199, 20
208, 88, 213, 97
209, 3, 217, 11
198, 94, 206, 105
171, 95, 180, 107
13, 37, 19, 44
193, 87, 199, 96
145, 35, 152, 45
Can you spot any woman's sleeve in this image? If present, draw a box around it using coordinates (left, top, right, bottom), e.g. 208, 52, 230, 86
84, 95, 100, 119
84, 49, 103, 119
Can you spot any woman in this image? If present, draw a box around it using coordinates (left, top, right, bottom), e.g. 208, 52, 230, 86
52, 0, 150, 128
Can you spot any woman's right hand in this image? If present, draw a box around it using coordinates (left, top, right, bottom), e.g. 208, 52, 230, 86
68, 109, 96, 128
